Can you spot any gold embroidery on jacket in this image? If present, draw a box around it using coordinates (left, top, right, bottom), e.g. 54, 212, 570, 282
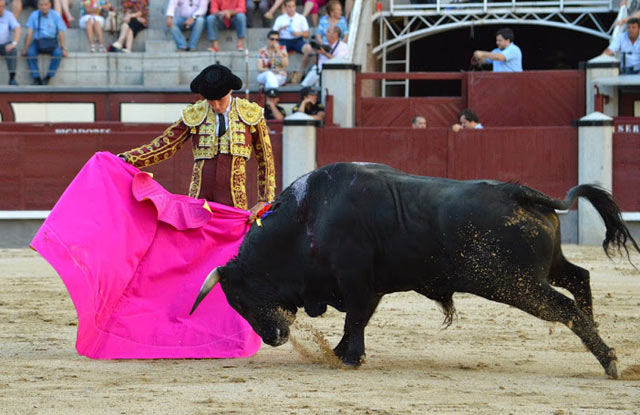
121, 120, 190, 168
236, 98, 264, 125
182, 99, 208, 127
230, 156, 248, 210
255, 118, 276, 202
188, 159, 205, 198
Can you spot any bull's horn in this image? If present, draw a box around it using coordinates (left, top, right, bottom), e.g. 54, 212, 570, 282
189, 267, 221, 315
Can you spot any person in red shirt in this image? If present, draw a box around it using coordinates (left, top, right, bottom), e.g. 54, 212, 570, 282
206, 0, 246, 51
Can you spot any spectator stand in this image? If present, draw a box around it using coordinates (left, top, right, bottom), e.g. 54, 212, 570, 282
0, 0, 350, 88
373, 0, 618, 95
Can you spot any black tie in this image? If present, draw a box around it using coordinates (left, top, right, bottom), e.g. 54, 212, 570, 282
218, 113, 226, 137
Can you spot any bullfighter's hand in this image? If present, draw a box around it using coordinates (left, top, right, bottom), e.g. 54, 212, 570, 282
248, 201, 267, 224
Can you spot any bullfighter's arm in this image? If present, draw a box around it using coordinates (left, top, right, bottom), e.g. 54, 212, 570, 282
118, 120, 191, 168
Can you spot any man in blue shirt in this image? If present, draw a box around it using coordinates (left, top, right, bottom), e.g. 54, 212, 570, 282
472, 28, 523, 72
0, 0, 21, 85
21, 0, 67, 85
604, 17, 640, 74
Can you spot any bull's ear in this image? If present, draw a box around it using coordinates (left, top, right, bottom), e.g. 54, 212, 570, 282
189, 267, 221, 315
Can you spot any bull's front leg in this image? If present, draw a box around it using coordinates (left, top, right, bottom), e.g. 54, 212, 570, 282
337, 295, 382, 366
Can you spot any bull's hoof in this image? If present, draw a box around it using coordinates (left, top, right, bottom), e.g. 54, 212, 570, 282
340, 351, 364, 368
606, 360, 619, 379
333, 343, 347, 359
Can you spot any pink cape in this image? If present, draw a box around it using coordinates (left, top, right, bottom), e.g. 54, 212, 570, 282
31, 152, 262, 359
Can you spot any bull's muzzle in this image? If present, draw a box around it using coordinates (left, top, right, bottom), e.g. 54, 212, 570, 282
189, 267, 221, 315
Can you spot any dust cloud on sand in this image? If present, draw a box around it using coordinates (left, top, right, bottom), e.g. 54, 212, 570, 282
1, 245, 639, 414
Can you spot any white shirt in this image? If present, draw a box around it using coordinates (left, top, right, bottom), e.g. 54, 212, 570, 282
273, 12, 308, 40
318, 40, 348, 69
0, 10, 20, 45
166, 0, 208, 19
214, 97, 233, 137
608, 31, 640, 70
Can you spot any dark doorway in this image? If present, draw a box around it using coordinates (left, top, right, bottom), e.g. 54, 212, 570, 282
407, 20, 616, 96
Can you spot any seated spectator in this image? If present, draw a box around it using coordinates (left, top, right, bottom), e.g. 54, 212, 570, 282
0, 0, 21, 85
11, 0, 36, 20
206, 0, 247, 51
16, 0, 74, 27
263, 0, 282, 21
316, 0, 348, 44
111, 0, 148, 53
79, 0, 110, 53
257, 30, 288, 90
166, 0, 207, 51
264, 88, 286, 120
604, 17, 640, 74
472, 28, 522, 72
246, 0, 271, 28
301, 25, 347, 87
273, 0, 313, 82
302, 0, 327, 27
452, 109, 483, 132
53, 0, 73, 25
293, 86, 324, 121
412, 115, 426, 129
22, 0, 67, 85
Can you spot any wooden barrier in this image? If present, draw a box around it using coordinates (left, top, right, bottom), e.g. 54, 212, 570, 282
0, 121, 283, 210
317, 126, 578, 199
356, 70, 586, 129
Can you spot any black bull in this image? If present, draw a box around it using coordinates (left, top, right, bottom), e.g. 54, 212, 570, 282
191, 162, 639, 378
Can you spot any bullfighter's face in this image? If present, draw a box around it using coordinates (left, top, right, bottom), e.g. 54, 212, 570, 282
220, 267, 295, 347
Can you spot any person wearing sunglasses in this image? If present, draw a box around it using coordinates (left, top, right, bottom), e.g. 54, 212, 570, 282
257, 30, 288, 91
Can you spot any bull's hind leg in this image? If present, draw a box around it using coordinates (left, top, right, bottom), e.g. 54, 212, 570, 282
484, 281, 617, 378
548, 260, 594, 323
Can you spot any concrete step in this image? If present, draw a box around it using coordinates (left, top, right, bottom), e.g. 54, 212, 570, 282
0, 51, 310, 88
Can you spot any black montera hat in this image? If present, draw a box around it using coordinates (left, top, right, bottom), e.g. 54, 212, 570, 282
190, 64, 243, 100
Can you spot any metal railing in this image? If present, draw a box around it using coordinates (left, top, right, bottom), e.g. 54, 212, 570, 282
387, 0, 615, 15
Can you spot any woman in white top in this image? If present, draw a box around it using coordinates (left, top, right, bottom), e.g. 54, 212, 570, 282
79, 0, 110, 52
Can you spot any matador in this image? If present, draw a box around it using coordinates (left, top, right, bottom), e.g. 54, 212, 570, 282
119, 64, 276, 222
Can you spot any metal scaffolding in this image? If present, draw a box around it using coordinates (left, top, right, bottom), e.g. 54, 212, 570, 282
373, 0, 619, 95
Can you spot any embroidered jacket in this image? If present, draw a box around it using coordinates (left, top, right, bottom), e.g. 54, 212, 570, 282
119, 97, 276, 210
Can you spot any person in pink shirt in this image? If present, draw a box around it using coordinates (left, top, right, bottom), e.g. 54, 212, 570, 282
206, 0, 246, 51
166, 0, 208, 51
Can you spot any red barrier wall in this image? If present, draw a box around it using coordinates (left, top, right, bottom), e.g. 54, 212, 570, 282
448, 127, 578, 199
317, 126, 578, 199
359, 98, 464, 128
466, 71, 585, 127
317, 127, 448, 177
0, 122, 283, 210
357, 70, 585, 128
613, 132, 640, 212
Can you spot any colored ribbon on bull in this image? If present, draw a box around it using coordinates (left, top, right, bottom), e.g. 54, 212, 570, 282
255, 203, 273, 227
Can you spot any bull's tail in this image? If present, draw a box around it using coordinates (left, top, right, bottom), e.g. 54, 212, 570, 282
507, 183, 640, 260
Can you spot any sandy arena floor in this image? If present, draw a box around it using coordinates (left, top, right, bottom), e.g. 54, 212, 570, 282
0, 245, 639, 414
